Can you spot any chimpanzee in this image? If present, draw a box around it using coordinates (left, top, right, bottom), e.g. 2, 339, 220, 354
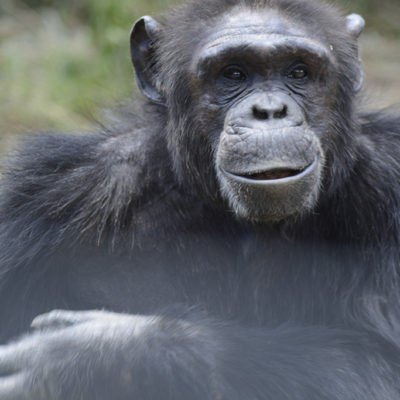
0, 0, 400, 398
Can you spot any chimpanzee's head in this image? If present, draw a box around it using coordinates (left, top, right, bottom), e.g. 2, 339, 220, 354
130, 0, 365, 222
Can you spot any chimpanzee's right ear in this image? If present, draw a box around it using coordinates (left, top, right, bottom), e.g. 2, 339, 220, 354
130, 16, 165, 105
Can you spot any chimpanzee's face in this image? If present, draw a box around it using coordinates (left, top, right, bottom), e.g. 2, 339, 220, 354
189, 9, 336, 221
131, 7, 364, 222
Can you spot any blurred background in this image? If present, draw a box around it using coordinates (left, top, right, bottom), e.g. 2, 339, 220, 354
0, 0, 399, 149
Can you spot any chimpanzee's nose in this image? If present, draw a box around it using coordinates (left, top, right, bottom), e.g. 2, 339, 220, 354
252, 103, 288, 120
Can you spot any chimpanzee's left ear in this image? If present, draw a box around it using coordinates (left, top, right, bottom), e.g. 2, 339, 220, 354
345, 13, 365, 39
130, 16, 165, 105
345, 14, 365, 92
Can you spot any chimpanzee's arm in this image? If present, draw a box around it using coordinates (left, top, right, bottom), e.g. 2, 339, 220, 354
0, 309, 397, 400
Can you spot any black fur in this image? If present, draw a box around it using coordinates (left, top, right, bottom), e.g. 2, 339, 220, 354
1, 0, 400, 399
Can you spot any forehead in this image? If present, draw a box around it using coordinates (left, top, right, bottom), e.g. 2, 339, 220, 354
191, 8, 332, 70
207, 8, 305, 40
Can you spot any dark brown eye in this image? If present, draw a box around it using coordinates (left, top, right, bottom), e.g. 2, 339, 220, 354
288, 66, 308, 80
222, 66, 246, 81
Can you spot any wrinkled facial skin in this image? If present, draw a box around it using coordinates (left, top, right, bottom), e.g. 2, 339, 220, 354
190, 9, 335, 222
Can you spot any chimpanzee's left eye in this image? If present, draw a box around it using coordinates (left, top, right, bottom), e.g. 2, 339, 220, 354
287, 65, 309, 80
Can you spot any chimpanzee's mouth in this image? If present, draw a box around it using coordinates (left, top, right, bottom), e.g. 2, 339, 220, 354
220, 159, 317, 184
239, 168, 304, 181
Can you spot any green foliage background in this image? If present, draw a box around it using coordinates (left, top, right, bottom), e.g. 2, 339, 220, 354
0, 0, 399, 142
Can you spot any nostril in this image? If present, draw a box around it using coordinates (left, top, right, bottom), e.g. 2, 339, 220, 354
252, 106, 269, 120
273, 105, 288, 119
